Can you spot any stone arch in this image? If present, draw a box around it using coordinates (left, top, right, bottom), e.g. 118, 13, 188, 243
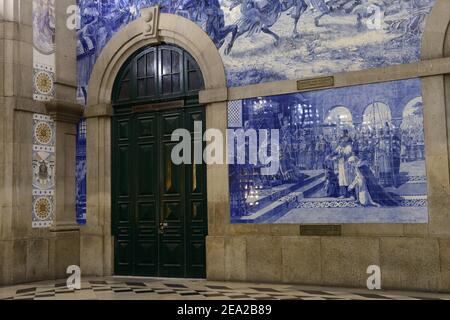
401, 96, 424, 131
419, 0, 450, 237
81, 8, 227, 276
86, 9, 226, 110
421, 0, 450, 59
403, 97, 423, 117
362, 102, 392, 129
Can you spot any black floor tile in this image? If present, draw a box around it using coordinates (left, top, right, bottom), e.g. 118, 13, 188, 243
164, 283, 188, 288
134, 289, 155, 294
125, 282, 146, 287
179, 291, 201, 296
89, 281, 108, 285
16, 287, 36, 294
251, 287, 279, 292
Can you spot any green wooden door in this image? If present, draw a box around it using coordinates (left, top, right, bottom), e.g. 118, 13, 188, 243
112, 107, 207, 278
112, 44, 206, 278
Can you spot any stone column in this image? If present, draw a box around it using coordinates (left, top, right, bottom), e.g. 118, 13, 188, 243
54, 0, 78, 103
45, 100, 83, 279
81, 105, 113, 276
0, 0, 39, 286
36, 0, 82, 280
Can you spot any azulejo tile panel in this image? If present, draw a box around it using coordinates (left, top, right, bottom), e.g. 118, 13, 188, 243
33, 0, 56, 102
76, 120, 87, 225
32, 114, 56, 228
228, 78, 429, 224
76, 0, 436, 103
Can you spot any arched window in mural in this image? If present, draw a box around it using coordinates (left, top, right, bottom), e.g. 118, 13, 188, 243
362, 102, 392, 131
325, 106, 354, 128
401, 97, 425, 164
323, 106, 354, 138
401, 97, 424, 132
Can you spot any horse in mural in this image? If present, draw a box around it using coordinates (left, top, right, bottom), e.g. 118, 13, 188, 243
224, 0, 308, 55
309, 0, 380, 29
181, 0, 239, 49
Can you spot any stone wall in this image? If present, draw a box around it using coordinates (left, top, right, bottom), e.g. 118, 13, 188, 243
0, 0, 81, 286
2, 1, 450, 292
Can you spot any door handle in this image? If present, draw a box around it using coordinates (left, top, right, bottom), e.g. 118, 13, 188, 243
160, 222, 169, 228
159, 222, 169, 234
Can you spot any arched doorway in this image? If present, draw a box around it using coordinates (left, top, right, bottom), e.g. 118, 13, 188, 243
111, 44, 207, 278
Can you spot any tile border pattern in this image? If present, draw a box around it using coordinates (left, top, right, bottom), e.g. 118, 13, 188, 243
32, 113, 56, 228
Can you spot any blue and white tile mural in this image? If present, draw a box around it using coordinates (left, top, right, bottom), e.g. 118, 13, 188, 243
228, 78, 428, 224
77, 0, 436, 102
76, 121, 87, 224
75, 1, 435, 225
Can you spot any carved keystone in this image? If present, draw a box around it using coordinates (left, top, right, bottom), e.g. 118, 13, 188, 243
141, 6, 160, 39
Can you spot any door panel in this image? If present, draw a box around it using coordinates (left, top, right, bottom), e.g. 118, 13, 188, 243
113, 116, 134, 275
162, 143, 182, 194
185, 108, 208, 278
134, 113, 158, 275
113, 107, 207, 278
159, 109, 186, 277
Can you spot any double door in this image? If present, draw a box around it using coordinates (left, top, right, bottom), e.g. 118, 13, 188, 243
112, 106, 207, 278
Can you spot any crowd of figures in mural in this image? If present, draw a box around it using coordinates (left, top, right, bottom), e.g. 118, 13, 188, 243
76, 0, 436, 102
228, 79, 428, 224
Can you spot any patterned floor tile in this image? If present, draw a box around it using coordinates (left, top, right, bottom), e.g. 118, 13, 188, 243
1, 277, 450, 300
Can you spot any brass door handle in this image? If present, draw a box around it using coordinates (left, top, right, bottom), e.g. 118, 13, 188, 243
159, 222, 168, 234
160, 222, 168, 228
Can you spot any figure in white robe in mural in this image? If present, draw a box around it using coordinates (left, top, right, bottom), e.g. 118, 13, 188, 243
348, 156, 380, 207
347, 156, 399, 207
329, 130, 353, 198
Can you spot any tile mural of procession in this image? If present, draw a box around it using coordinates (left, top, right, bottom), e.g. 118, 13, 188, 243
228, 78, 428, 224
76, 0, 437, 103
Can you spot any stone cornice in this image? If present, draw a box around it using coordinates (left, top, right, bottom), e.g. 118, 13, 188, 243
45, 99, 84, 124
84, 103, 113, 118
199, 57, 450, 104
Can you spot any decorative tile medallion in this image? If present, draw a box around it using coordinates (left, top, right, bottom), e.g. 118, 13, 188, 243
33, 64, 55, 101
33, 0, 55, 102
32, 114, 56, 228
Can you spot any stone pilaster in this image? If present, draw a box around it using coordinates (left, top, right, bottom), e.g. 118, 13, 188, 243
81, 105, 113, 276
45, 100, 83, 279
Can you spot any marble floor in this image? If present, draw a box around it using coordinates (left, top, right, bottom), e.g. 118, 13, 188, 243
0, 277, 449, 300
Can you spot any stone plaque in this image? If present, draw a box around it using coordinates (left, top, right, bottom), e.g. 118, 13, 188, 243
300, 225, 342, 236
297, 76, 335, 91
